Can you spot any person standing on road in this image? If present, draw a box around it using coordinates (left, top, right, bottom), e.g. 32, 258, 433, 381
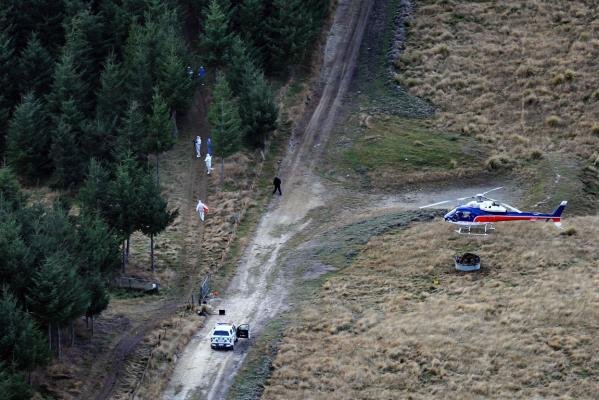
273, 176, 282, 196
198, 66, 206, 85
194, 136, 201, 158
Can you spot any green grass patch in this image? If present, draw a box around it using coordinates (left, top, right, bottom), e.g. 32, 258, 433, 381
342, 116, 473, 173
227, 317, 286, 400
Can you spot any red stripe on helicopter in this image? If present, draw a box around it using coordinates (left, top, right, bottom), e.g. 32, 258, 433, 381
474, 215, 561, 223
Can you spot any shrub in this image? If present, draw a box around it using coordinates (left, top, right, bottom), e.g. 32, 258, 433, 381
545, 115, 561, 127
528, 148, 543, 160
485, 154, 514, 170
591, 124, 599, 136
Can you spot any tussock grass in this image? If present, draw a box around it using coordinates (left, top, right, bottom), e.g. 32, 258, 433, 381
263, 216, 599, 399
395, 0, 599, 165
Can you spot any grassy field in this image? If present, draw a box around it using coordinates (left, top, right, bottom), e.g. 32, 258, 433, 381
323, 0, 486, 191
263, 216, 599, 399
394, 0, 598, 198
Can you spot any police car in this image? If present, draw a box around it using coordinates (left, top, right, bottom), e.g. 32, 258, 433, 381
210, 322, 250, 350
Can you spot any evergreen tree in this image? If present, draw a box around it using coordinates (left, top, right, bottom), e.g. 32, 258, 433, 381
26, 253, 90, 358
75, 213, 118, 334
83, 273, 109, 335
0, 29, 16, 156
201, 0, 233, 67
146, 88, 174, 184
138, 176, 178, 271
0, 362, 31, 400
158, 44, 193, 116
106, 154, 143, 270
99, 0, 148, 55
266, 0, 314, 72
238, 0, 267, 66
239, 63, 278, 148
0, 289, 49, 373
6, 93, 51, 182
79, 159, 110, 216
46, 49, 88, 118
226, 35, 253, 95
0, 214, 32, 301
0, 168, 26, 211
208, 72, 241, 182
116, 101, 147, 161
18, 33, 54, 96
50, 99, 87, 188
123, 22, 156, 111
96, 53, 126, 134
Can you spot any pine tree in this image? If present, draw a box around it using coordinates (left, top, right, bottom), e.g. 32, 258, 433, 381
0, 289, 49, 373
266, 0, 314, 72
146, 88, 175, 185
201, 0, 233, 67
158, 44, 193, 116
238, 0, 267, 66
62, 10, 101, 116
18, 33, 54, 96
26, 253, 89, 358
106, 154, 144, 270
239, 63, 278, 148
79, 159, 111, 216
0, 214, 32, 301
96, 53, 126, 133
83, 273, 109, 336
50, 99, 87, 188
46, 49, 88, 118
0, 168, 26, 211
0, 29, 16, 156
0, 362, 32, 400
226, 35, 254, 95
123, 22, 154, 108
208, 72, 242, 182
116, 101, 147, 161
6, 93, 51, 182
138, 176, 178, 271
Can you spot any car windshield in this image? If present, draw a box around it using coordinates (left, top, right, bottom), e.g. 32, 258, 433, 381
213, 330, 229, 336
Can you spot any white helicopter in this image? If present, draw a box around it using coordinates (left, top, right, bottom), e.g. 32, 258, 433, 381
420, 187, 567, 235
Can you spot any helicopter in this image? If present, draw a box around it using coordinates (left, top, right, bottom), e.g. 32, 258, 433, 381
419, 187, 568, 235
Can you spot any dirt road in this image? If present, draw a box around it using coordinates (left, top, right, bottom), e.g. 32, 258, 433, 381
162, 1, 375, 399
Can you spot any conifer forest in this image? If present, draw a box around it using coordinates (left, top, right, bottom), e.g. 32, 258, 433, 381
0, 0, 328, 397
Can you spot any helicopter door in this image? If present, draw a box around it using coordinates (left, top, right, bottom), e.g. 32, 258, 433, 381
236, 324, 250, 339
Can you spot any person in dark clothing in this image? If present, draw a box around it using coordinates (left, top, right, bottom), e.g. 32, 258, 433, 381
273, 176, 282, 195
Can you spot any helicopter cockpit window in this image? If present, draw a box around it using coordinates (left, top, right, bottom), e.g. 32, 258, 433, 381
461, 211, 471, 218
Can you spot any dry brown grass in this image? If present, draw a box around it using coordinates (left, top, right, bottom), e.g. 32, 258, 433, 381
115, 309, 204, 400
263, 216, 599, 399
201, 152, 259, 273
395, 0, 599, 168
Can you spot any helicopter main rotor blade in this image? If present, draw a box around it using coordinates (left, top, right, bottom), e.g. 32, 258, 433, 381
419, 200, 453, 209
481, 187, 503, 196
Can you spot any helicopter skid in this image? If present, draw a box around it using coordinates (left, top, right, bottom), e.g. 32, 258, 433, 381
455, 223, 495, 236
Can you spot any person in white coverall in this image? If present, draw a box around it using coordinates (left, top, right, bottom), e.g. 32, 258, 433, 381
196, 200, 208, 221
205, 153, 213, 174
194, 136, 201, 158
